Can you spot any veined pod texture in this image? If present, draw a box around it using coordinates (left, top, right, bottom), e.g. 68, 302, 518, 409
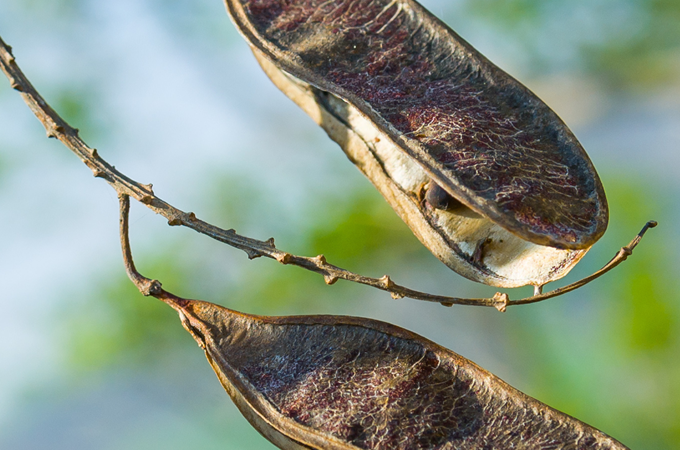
168, 295, 627, 449
223, 0, 609, 290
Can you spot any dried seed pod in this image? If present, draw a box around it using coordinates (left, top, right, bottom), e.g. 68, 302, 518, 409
167, 295, 627, 449
223, 0, 608, 290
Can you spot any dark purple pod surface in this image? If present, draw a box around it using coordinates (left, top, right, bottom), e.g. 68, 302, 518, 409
172, 296, 628, 449
224, 0, 608, 250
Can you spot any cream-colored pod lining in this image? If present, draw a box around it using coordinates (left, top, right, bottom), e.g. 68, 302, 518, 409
252, 49, 587, 290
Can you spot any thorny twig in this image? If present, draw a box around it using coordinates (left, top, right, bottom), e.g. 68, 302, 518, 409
0, 35, 656, 311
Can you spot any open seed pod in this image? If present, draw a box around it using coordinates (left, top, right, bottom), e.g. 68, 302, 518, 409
161, 294, 627, 449
223, 0, 608, 291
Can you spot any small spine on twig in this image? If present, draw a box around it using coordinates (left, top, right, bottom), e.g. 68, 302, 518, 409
84, 160, 105, 178
324, 274, 339, 285
493, 292, 509, 312
168, 215, 183, 226
379, 275, 394, 289
46, 124, 64, 139
276, 252, 292, 264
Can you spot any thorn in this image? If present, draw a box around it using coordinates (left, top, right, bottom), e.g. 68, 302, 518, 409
265, 237, 276, 248
186, 212, 197, 221
246, 250, 263, 260
391, 292, 405, 300
91, 148, 99, 158
10, 80, 22, 92
324, 274, 338, 285
379, 275, 394, 289
314, 254, 327, 265
276, 252, 291, 264
142, 183, 154, 194
440, 302, 453, 307
84, 161, 104, 178
493, 292, 509, 313
168, 216, 183, 226
140, 195, 153, 205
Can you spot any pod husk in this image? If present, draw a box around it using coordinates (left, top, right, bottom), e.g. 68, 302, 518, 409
169, 296, 628, 450
222, 0, 608, 288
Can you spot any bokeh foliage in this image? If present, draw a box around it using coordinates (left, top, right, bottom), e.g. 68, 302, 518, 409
464, 0, 680, 89
1, 0, 679, 449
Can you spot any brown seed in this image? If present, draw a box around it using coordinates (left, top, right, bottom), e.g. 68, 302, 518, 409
424, 181, 465, 212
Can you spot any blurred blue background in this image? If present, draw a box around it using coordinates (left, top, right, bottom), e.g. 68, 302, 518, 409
0, 0, 679, 448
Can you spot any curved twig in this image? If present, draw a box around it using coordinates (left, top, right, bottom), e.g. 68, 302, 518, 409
0, 35, 656, 311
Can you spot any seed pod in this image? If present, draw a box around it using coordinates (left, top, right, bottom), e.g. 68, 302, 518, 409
223, 0, 608, 290
168, 295, 627, 449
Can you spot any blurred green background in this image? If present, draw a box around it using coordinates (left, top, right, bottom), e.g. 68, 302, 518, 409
0, 0, 679, 448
